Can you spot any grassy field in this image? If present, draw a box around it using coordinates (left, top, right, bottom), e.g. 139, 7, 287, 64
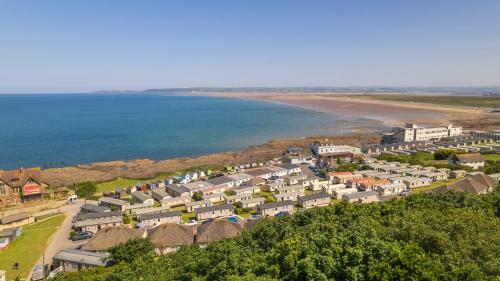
362, 94, 500, 108
482, 154, 500, 162
0, 214, 65, 280
96, 172, 179, 193
412, 178, 461, 194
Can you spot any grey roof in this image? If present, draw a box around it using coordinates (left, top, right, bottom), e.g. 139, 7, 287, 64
195, 204, 234, 213
279, 163, 301, 170
0, 228, 19, 238
299, 192, 331, 202
166, 184, 191, 194
344, 190, 379, 199
455, 153, 485, 163
75, 211, 122, 221
258, 200, 294, 210
139, 211, 181, 221
0, 212, 30, 224
206, 176, 235, 186
245, 168, 273, 177
80, 204, 111, 213
151, 189, 170, 197
132, 191, 153, 201
53, 248, 108, 266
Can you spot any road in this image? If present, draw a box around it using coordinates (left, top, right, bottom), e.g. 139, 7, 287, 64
27, 200, 85, 280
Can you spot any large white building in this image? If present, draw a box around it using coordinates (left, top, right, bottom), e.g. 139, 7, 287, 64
310, 143, 361, 156
383, 123, 462, 143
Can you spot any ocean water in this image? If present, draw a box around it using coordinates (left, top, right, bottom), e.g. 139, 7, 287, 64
0, 93, 382, 169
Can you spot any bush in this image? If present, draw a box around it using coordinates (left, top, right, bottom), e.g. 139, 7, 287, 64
122, 215, 131, 224
192, 192, 203, 201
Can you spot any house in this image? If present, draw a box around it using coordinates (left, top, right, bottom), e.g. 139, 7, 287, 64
403, 177, 431, 188
377, 183, 407, 196
185, 200, 212, 213
245, 168, 273, 179
226, 173, 254, 186
74, 211, 123, 233
82, 226, 146, 252
389, 176, 412, 185
52, 248, 108, 272
196, 219, 244, 246
224, 193, 252, 204
181, 181, 214, 192
151, 189, 171, 202
310, 143, 361, 157
195, 204, 234, 220
202, 192, 225, 203
138, 211, 182, 228
342, 190, 379, 203
0, 167, 43, 206
0, 237, 9, 249
98, 197, 130, 212
420, 172, 448, 182
309, 179, 330, 191
263, 182, 286, 192
80, 204, 111, 214
240, 197, 266, 208
284, 174, 307, 185
347, 177, 375, 188
283, 155, 311, 165
326, 172, 362, 184
205, 176, 235, 191
332, 187, 359, 200
131, 191, 154, 205
322, 183, 346, 195
267, 166, 288, 177
233, 185, 261, 196
298, 192, 331, 209
488, 173, 500, 183
161, 195, 191, 208
279, 163, 302, 175
147, 223, 194, 253
434, 173, 496, 194
451, 170, 467, 178
132, 205, 171, 216
359, 179, 391, 191
274, 191, 304, 202
448, 154, 486, 170
0, 212, 34, 230
276, 185, 305, 194
258, 200, 294, 217
0, 227, 21, 245
166, 184, 191, 197
435, 168, 451, 174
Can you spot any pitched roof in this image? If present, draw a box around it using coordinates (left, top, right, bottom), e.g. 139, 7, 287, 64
166, 184, 191, 194
435, 173, 495, 194
132, 191, 153, 201
279, 163, 301, 170
0, 167, 42, 187
195, 204, 233, 213
258, 200, 294, 210
139, 210, 181, 221
196, 220, 244, 243
98, 197, 129, 206
147, 223, 194, 247
80, 204, 111, 213
82, 226, 145, 251
245, 168, 273, 177
455, 153, 485, 163
344, 190, 379, 199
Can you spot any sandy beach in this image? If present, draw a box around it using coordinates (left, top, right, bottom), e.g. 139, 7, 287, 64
192, 92, 495, 128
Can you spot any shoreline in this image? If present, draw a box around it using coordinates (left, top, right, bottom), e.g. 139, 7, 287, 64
42, 133, 381, 186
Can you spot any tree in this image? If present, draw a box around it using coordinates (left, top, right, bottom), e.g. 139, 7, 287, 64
73, 182, 96, 199
192, 192, 203, 201
107, 238, 154, 264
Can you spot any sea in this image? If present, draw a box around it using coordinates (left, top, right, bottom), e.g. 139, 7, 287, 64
0, 93, 384, 170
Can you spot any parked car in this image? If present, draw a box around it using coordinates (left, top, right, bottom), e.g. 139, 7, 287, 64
399, 189, 411, 196
275, 211, 290, 218
248, 214, 262, 221
227, 215, 238, 223
71, 231, 93, 241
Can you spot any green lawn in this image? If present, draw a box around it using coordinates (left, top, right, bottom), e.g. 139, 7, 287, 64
359, 94, 500, 108
482, 154, 500, 162
412, 178, 461, 194
0, 214, 65, 280
96, 172, 179, 194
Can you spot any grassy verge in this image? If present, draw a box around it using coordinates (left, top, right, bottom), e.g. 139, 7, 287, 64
0, 214, 65, 280
482, 154, 500, 162
360, 94, 500, 108
412, 178, 461, 194
96, 172, 179, 194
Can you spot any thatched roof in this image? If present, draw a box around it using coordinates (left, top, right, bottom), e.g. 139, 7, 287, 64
196, 219, 244, 243
455, 154, 485, 163
147, 223, 194, 248
82, 226, 145, 251
434, 173, 496, 194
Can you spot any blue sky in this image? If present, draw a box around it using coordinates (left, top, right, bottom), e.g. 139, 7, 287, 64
1, 0, 499, 92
